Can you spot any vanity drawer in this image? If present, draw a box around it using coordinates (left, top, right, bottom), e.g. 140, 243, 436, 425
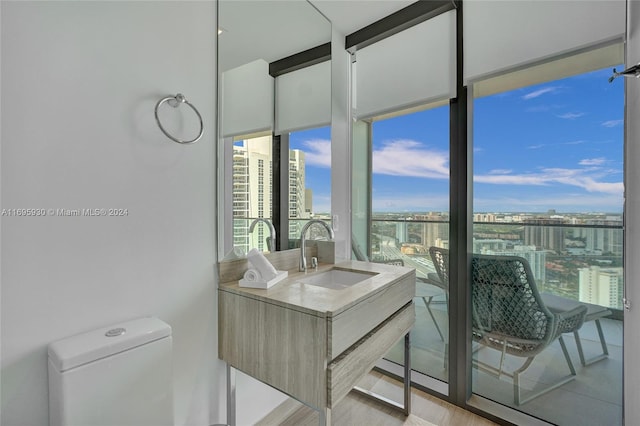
326, 302, 415, 408
328, 271, 415, 360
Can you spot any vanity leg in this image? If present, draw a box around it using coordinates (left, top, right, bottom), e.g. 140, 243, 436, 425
403, 332, 411, 416
352, 331, 412, 416
227, 363, 236, 426
318, 407, 331, 426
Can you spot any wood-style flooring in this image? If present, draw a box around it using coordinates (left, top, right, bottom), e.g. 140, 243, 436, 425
256, 371, 497, 426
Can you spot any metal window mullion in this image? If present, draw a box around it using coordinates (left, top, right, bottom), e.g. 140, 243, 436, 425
273, 133, 290, 251
448, 0, 473, 408
367, 120, 373, 259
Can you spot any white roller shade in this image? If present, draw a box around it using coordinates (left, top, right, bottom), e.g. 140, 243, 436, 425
221, 59, 273, 138
464, 0, 626, 84
275, 60, 331, 134
355, 10, 456, 120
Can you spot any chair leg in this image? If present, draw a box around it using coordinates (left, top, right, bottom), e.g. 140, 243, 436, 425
422, 296, 445, 342
513, 336, 577, 405
513, 357, 534, 406
574, 319, 609, 366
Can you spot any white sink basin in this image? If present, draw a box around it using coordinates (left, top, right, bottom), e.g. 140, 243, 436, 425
298, 268, 376, 290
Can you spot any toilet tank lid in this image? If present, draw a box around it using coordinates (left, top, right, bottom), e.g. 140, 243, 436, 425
48, 317, 171, 372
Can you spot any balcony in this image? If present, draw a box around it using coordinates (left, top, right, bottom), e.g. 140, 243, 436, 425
372, 218, 623, 425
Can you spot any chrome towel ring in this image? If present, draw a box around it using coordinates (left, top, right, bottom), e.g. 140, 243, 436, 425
154, 93, 204, 144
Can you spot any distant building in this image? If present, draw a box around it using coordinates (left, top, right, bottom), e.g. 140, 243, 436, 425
288, 149, 310, 239
524, 218, 565, 252
233, 138, 308, 251
579, 266, 623, 309
574, 219, 623, 255
473, 213, 496, 222
473, 239, 508, 253
434, 238, 449, 249
415, 213, 448, 249
396, 221, 408, 243
232, 137, 272, 253
475, 242, 546, 283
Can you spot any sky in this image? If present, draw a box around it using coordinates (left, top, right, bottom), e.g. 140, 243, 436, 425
290, 66, 624, 215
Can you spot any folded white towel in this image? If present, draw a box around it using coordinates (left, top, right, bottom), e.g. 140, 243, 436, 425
247, 248, 277, 281
243, 268, 262, 282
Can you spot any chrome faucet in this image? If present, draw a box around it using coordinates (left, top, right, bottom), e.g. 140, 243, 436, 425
299, 219, 334, 272
249, 218, 276, 252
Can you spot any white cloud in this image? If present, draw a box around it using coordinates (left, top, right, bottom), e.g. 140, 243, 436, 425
557, 112, 585, 119
564, 140, 585, 145
475, 167, 623, 195
602, 119, 623, 128
301, 139, 331, 168
372, 139, 449, 179
527, 144, 545, 150
579, 157, 607, 166
303, 139, 622, 201
522, 86, 559, 100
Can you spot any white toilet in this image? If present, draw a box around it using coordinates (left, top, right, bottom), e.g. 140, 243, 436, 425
48, 317, 173, 426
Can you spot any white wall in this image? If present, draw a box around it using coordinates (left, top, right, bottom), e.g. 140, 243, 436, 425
1, 2, 224, 425
625, 0, 640, 424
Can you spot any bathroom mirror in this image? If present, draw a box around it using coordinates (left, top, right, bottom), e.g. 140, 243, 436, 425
217, 0, 331, 258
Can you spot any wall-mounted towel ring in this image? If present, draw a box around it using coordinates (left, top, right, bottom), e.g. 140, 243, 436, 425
154, 93, 204, 144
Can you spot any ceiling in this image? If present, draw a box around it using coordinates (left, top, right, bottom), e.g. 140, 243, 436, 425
309, 0, 415, 36
218, 0, 331, 71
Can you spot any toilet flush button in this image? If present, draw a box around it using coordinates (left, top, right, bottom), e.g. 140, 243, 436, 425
105, 328, 126, 337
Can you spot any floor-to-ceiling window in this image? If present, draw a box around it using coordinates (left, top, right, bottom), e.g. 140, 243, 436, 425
344, 1, 627, 423
363, 106, 451, 387
471, 60, 624, 425
349, 7, 456, 399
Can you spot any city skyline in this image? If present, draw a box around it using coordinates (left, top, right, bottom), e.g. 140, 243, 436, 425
292, 66, 624, 215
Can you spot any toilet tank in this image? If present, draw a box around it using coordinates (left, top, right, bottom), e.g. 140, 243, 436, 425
48, 317, 173, 426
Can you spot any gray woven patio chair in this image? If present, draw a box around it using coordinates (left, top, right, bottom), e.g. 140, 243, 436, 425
472, 254, 588, 405
428, 247, 450, 343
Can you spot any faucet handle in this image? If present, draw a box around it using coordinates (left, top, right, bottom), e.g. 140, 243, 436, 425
311, 257, 318, 270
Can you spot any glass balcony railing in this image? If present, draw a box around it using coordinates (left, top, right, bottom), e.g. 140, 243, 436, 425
371, 218, 624, 311
372, 217, 622, 425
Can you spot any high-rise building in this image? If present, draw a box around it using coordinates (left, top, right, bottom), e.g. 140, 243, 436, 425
232, 139, 312, 251
579, 266, 623, 309
232, 137, 272, 253
288, 149, 309, 239
415, 213, 448, 249
574, 219, 623, 255
476, 243, 547, 283
396, 221, 408, 243
524, 218, 565, 252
